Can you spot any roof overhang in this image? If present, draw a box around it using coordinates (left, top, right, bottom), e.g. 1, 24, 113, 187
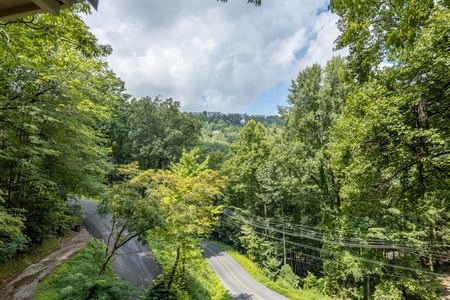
0, 0, 98, 21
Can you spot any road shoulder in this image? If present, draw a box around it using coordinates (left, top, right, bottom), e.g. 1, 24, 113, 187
0, 228, 92, 300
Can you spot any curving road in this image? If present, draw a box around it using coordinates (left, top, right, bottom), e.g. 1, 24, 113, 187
202, 241, 290, 300
79, 199, 161, 290
80, 199, 288, 299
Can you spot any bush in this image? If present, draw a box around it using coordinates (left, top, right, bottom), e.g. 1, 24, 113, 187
145, 238, 231, 300
302, 271, 325, 294
0, 207, 29, 263
279, 264, 300, 288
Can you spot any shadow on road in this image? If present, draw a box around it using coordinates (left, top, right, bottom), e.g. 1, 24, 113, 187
79, 199, 162, 290
201, 241, 226, 258
230, 292, 254, 299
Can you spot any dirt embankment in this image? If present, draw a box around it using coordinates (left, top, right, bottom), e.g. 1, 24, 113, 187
0, 229, 92, 300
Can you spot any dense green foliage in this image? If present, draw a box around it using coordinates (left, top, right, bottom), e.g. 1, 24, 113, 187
195, 113, 282, 170
104, 96, 203, 171
327, 4, 450, 298
3, 1, 450, 300
133, 149, 226, 299
0, 4, 124, 257
223, 119, 271, 214
34, 240, 135, 300
214, 2, 450, 300
129, 97, 203, 170
329, 0, 446, 81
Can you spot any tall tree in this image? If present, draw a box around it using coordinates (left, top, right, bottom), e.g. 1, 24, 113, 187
134, 148, 226, 297
223, 119, 271, 215
129, 97, 202, 170
328, 6, 450, 299
100, 94, 134, 167
280, 56, 349, 216
0, 4, 124, 248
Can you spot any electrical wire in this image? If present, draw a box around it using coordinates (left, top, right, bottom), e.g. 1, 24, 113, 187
225, 208, 450, 248
223, 209, 450, 261
218, 218, 445, 277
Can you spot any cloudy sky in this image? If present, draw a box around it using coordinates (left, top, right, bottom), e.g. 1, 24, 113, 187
82, 0, 347, 115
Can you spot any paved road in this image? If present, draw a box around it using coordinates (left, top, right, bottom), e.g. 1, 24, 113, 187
79, 199, 161, 290
80, 199, 289, 299
202, 241, 290, 300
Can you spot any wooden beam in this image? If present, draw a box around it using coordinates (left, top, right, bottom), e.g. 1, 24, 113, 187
0, 3, 41, 20
31, 0, 61, 15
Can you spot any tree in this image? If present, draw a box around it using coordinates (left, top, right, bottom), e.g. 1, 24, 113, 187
129, 97, 202, 170
223, 119, 271, 215
329, 0, 445, 81
97, 163, 163, 275
100, 94, 134, 167
328, 7, 450, 298
280, 56, 349, 215
0, 4, 124, 249
134, 148, 226, 297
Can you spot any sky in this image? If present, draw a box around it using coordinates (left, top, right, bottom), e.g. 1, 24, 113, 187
82, 0, 347, 116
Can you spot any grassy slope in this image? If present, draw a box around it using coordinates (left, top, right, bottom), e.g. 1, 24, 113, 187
147, 238, 232, 300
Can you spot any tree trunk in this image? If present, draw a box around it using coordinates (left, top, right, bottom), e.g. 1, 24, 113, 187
281, 204, 286, 265
99, 247, 116, 275
85, 284, 97, 300
181, 244, 186, 286
167, 246, 181, 291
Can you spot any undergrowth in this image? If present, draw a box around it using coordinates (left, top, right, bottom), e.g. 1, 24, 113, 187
0, 235, 60, 287
33, 240, 135, 300
145, 238, 232, 300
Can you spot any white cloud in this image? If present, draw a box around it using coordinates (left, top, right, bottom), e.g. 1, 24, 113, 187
82, 0, 346, 113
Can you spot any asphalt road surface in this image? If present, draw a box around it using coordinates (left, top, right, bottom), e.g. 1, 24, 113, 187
79, 199, 161, 290
80, 199, 289, 299
202, 241, 290, 300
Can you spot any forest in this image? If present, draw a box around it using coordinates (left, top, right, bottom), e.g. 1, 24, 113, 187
1, 1, 450, 300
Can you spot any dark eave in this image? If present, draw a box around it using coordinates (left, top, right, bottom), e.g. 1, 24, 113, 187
0, 0, 98, 20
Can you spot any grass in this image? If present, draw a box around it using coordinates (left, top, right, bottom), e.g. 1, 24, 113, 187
33, 240, 135, 300
185, 263, 233, 300
147, 238, 232, 300
0, 235, 61, 288
210, 241, 333, 300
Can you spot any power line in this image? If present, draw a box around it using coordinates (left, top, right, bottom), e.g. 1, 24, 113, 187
223, 210, 450, 261
225, 208, 450, 248
219, 217, 445, 277
288, 252, 430, 282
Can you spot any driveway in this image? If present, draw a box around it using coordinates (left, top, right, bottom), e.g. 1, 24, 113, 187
0, 229, 92, 300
